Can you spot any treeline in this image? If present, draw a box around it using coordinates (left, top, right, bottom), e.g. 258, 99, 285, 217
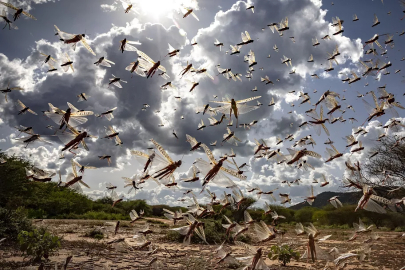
1, 153, 405, 230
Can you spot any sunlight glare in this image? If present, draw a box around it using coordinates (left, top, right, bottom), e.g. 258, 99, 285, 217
135, 0, 198, 19
136, 0, 179, 18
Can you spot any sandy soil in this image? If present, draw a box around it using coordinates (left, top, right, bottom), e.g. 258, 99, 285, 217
1, 219, 404, 269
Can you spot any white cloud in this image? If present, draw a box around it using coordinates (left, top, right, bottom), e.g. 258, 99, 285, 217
100, 4, 117, 12
1, 0, 403, 208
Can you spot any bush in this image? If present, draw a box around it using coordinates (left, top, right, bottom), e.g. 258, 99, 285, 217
79, 211, 127, 220
0, 207, 33, 242
27, 208, 47, 219
295, 207, 316, 223
165, 230, 183, 242
262, 205, 295, 224
18, 227, 61, 262
165, 219, 226, 245
201, 219, 226, 244
151, 204, 187, 217
235, 233, 251, 244
246, 208, 263, 221
85, 228, 104, 240
231, 197, 256, 222
394, 227, 405, 232
147, 219, 165, 225
268, 244, 300, 266
117, 199, 152, 216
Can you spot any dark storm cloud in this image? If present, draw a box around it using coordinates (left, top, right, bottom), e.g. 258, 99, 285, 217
165, 0, 361, 157
0, 21, 192, 168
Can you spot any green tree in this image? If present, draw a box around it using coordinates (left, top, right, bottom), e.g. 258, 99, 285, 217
231, 197, 256, 222
0, 153, 32, 209
295, 207, 316, 223
0, 207, 33, 242
18, 227, 61, 263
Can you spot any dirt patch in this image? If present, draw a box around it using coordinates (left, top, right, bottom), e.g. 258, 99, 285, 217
1, 219, 404, 269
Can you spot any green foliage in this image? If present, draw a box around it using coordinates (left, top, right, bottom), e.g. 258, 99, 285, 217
246, 208, 263, 221
200, 219, 225, 244
231, 197, 257, 222
18, 227, 61, 262
165, 230, 183, 242
268, 244, 300, 266
159, 223, 170, 228
78, 211, 127, 220
169, 219, 226, 244
0, 154, 32, 209
147, 219, 165, 225
295, 207, 316, 223
116, 199, 152, 216
312, 205, 360, 226
1, 152, 405, 233
84, 228, 104, 240
151, 204, 188, 217
381, 212, 405, 230
166, 218, 251, 245
261, 204, 295, 224
235, 233, 252, 244
0, 207, 33, 242
394, 226, 405, 232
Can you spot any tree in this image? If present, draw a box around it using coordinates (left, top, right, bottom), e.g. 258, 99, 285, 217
0, 152, 32, 208
343, 136, 405, 200
364, 136, 405, 187
231, 197, 256, 222
295, 207, 316, 223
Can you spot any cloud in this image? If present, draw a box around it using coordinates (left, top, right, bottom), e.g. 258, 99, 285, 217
100, 4, 117, 13
1, 0, 401, 208
0, 0, 55, 12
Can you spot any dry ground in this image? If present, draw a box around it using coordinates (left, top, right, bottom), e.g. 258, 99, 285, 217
1, 219, 404, 270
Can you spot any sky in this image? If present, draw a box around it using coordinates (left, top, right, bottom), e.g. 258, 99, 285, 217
1, 0, 405, 207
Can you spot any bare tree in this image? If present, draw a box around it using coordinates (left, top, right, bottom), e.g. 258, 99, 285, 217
364, 136, 405, 187
343, 136, 405, 199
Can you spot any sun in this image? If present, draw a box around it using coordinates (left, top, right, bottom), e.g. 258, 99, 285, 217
135, 0, 181, 18
134, 0, 197, 18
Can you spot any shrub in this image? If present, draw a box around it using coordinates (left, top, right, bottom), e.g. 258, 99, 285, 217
394, 227, 405, 232
202, 219, 226, 244
165, 230, 183, 242
79, 211, 127, 220
246, 208, 263, 221
85, 228, 104, 240
0, 207, 33, 242
27, 208, 47, 219
117, 199, 152, 216
151, 204, 187, 217
235, 233, 251, 244
380, 213, 405, 230
18, 227, 61, 262
165, 219, 226, 245
262, 205, 294, 224
268, 244, 300, 266
231, 197, 256, 222
295, 207, 316, 223
147, 219, 165, 225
